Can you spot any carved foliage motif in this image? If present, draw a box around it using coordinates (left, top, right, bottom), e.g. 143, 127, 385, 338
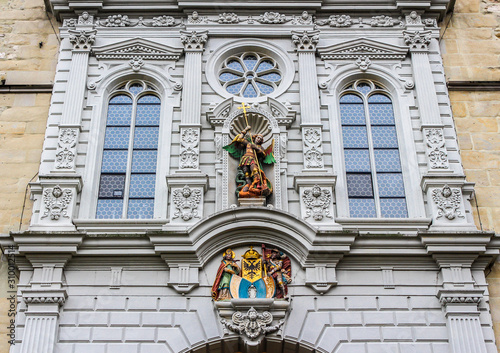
303, 185, 333, 221
303, 128, 324, 169
292, 11, 314, 25
425, 128, 448, 169
218, 13, 239, 24
103, 14, 131, 27
221, 307, 284, 340
42, 186, 73, 221
172, 185, 202, 221
152, 15, 176, 27
256, 12, 287, 24
78, 12, 94, 25
292, 31, 319, 51
68, 30, 96, 50
403, 30, 432, 51
180, 31, 208, 51
370, 15, 402, 27
55, 128, 77, 169
432, 185, 464, 220
405, 11, 422, 25
180, 128, 200, 169
317, 15, 352, 27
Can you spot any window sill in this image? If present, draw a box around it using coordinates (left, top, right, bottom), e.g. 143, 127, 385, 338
73, 219, 168, 235
335, 217, 432, 234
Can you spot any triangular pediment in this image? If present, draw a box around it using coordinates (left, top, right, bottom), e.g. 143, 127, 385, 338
92, 38, 183, 60
317, 38, 408, 60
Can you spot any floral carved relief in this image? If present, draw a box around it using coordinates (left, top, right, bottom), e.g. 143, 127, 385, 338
302, 185, 333, 221
221, 307, 284, 340
432, 185, 464, 220
172, 185, 202, 221
425, 128, 449, 169
42, 186, 73, 221
303, 128, 324, 169
55, 128, 78, 169
180, 128, 200, 169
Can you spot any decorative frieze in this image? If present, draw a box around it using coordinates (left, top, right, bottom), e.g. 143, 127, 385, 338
370, 15, 402, 27
152, 15, 176, 27
432, 185, 464, 221
292, 30, 319, 51
302, 185, 333, 221
24, 295, 66, 305
256, 12, 287, 24
303, 127, 324, 169
103, 14, 131, 27
317, 38, 409, 61
172, 185, 202, 221
179, 127, 200, 169
424, 128, 449, 169
68, 29, 96, 50
292, 11, 314, 25
405, 11, 422, 26
42, 186, 73, 221
316, 14, 352, 27
221, 307, 284, 340
55, 128, 77, 170
218, 13, 240, 24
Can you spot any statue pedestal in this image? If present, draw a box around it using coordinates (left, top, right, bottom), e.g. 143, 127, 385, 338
238, 197, 266, 207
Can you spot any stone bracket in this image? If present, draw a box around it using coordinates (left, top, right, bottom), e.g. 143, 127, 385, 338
305, 265, 338, 294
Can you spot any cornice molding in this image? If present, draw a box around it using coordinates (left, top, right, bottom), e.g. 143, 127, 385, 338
92, 37, 183, 60
317, 38, 409, 60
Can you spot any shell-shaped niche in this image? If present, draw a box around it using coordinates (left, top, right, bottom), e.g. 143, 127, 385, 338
229, 112, 273, 145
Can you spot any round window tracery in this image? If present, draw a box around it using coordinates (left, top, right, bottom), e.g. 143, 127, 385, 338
218, 52, 282, 98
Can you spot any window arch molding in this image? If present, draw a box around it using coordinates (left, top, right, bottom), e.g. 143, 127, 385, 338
206, 38, 295, 103
324, 66, 425, 220
80, 66, 180, 222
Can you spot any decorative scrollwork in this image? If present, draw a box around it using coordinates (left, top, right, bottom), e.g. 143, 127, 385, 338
218, 13, 240, 24
152, 15, 176, 27
303, 128, 324, 169
432, 185, 464, 220
180, 128, 200, 169
55, 128, 78, 169
370, 15, 402, 27
172, 186, 202, 221
221, 307, 284, 340
425, 128, 448, 169
303, 185, 333, 221
103, 14, 131, 27
316, 14, 352, 27
292, 11, 313, 25
256, 12, 287, 24
42, 186, 73, 221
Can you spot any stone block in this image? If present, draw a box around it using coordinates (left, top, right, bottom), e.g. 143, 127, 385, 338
347, 296, 377, 310
58, 327, 92, 342
74, 344, 106, 353
138, 344, 169, 353
457, 132, 472, 150
78, 312, 109, 326
378, 296, 409, 310
396, 311, 426, 325
0, 121, 27, 134
59, 311, 79, 326
454, 0, 480, 13
317, 327, 348, 353
54, 343, 75, 353
455, 117, 498, 133
124, 327, 156, 342
468, 102, 500, 118
363, 312, 395, 325
336, 342, 367, 353
332, 312, 363, 326
107, 343, 139, 353
349, 327, 380, 341
157, 327, 190, 353
95, 296, 127, 311
366, 343, 399, 353
5, 70, 55, 85
382, 327, 413, 341
431, 343, 450, 353
461, 151, 500, 169
92, 327, 123, 342
158, 296, 187, 310
110, 312, 141, 327
425, 311, 447, 325
413, 327, 448, 341
399, 343, 433, 353
475, 187, 500, 207
451, 101, 467, 117
142, 312, 173, 326
300, 312, 330, 345
127, 297, 158, 311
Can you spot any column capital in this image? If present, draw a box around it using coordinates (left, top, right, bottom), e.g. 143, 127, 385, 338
292, 30, 320, 52
68, 29, 96, 51
180, 30, 208, 52
403, 30, 432, 52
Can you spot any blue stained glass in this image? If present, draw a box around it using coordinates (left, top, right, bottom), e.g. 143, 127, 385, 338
107, 104, 132, 126
369, 104, 395, 125
98, 174, 125, 198
340, 104, 366, 125
226, 82, 244, 95
356, 82, 372, 95
344, 149, 371, 172
109, 95, 133, 104
242, 83, 258, 98
368, 94, 392, 103
220, 72, 242, 82
371, 126, 398, 148
101, 150, 128, 173
129, 174, 156, 198
339, 94, 363, 103
227, 60, 244, 72
136, 104, 161, 126
380, 198, 408, 218
131, 150, 157, 173
243, 55, 258, 71
349, 198, 376, 218
96, 199, 123, 219
129, 83, 144, 95
259, 73, 281, 82
256, 82, 274, 95
346, 174, 373, 197
256, 60, 274, 72
138, 95, 161, 104
374, 150, 402, 172
342, 126, 369, 148
104, 127, 130, 149
134, 127, 159, 149
377, 173, 405, 197
127, 199, 154, 219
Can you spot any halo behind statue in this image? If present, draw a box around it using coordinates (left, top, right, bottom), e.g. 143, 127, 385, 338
229, 112, 272, 145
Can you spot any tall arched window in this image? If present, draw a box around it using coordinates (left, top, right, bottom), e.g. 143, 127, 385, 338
96, 81, 160, 219
340, 80, 408, 218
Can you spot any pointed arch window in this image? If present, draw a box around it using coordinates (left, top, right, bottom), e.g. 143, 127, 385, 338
96, 81, 160, 219
340, 80, 408, 218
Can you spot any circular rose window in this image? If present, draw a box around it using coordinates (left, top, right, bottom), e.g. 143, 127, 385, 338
218, 52, 282, 99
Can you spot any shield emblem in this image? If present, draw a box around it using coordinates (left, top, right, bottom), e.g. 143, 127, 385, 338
242, 257, 262, 282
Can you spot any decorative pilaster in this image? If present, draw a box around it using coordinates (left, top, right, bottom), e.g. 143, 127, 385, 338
292, 31, 325, 171
54, 28, 96, 172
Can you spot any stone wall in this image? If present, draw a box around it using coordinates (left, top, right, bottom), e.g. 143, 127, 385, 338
0, 0, 58, 351
441, 0, 500, 350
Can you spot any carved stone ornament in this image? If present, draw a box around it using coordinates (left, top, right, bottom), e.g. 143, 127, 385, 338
432, 185, 464, 220
221, 307, 284, 340
256, 12, 287, 24
24, 296, 66, 305
302, 185, 333, 221
188, 11, 208, 24
355, 56, 372, 71
42, 186, 73, 220
78, 12, 94, 25
280, 134, 287, 161
440, 295, 482, 305
129, 58, 144, 72
404, 79, 415, 90
303, 127, 324, 169
180, 128, 200, 169
292, 11, 313, 25
370, 15, 402, 27
316, 14, 352, 27
55, 128, 77, 169
180, 30, 208, 51
103, 14, 131, 27
152, 15, 176, 27
68, 30, 96, 50
405, 11, 422, 25
425, 128, 449, 169
218, 13, 240, 24
403, 30, 432, 51
423, 18, 438, 27
172, 185, 202, 221
214, 135, 223, 161
292, 31, 319, 51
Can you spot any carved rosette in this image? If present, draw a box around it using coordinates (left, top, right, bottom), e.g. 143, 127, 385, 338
180, 30, 208, 51
292, 31, 319, 52
180, 128, 200, 169
303, 127, 324, 169
424, 128, 449, 169
316, 15, 352, 27
403, 30, 432, 52
432, 185, 464, 221
42, 185, 73, 221
221, 307, 284, 341
370, 15, 401, 27
68, 29, 96, 51
55, 128, 78, 169
172, 185, 202, 221
302, 185, 333, 221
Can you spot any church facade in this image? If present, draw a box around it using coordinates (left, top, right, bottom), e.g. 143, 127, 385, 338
2, 0, 500, 352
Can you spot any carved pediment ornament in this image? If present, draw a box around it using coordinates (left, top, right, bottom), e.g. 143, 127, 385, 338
318, 38, 409, 60
92, 38, 183, 60
221, 307, 284, 340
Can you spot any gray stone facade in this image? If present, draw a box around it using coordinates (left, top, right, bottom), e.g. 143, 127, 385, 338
2, 1, 499, 353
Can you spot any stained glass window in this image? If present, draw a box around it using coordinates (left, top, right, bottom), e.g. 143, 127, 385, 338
340, 81, 408, 218
96, 81, 159, 219
219, 52, 282, 98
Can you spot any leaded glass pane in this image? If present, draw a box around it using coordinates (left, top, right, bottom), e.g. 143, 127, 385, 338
129, 83, 144, 95
227, 60, 244, 72
243, 55, 258, 71
131, 150, 157, 173
109, 95, 133, 104
380, 198, 408, 218
220, 72, 242, 82
356, 82, 372, 95
129, 174, 156, 198
339, 94, 363, 103
349, 198, 377, 218
346, 174, 374, 197
374, 150, 402, 172
340, 104, 366, 125
138, 95, 161, 104
256, 82, 274, 95
135, 104, 161, 126
96, 199, 123, 219
377, 173, 405, 197
227, 82, 244, 95
107, 104, 132, 126
369, 103, 395, 125
371, 126, 398, 148
127, 199, 154, 219
342, 126, 369, 148
344, 150, 371, 172
134, 127, 159, 149
259, 73, 281, 82
104, 127, 130, 149
101, 150, 128, 173
256, 60, 274, 72
243, 83, 258, 98
368, 94, 392, 103
98, 174, 126, 198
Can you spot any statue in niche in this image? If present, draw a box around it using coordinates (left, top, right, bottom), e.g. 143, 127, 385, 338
212, 245, 291, 301
212, 249, 241, 301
